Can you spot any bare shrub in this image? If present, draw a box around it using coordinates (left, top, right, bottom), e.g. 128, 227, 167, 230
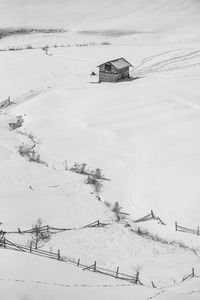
104, 201, 112, 208
112, 202, 126, 222
93, 168, 104, 179
42, 45, 49, 55
101, 42, 111, 45
85, 175, 102, 194
70, 162, 89, 174
29, 218, 51, 250
112, 201, 122, 214
9, 117, 24, 130
18, 144, 32, 157
18, 144, 47, 166
69, 162, 105, 179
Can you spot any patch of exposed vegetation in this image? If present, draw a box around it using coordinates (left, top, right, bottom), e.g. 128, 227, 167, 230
28, 218, 51, 250
0, 27, 65, 39
85, 175, 103, 194
66, 161, 107, 179
9, 116, 24, 130
130, 226, 198, 255
78, 29, 150, 37
0, 42, 110, 52
18, 144, 47, 166
64, 161, 108, 195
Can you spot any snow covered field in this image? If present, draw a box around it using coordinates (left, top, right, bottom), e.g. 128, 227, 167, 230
1, 0, 200, 299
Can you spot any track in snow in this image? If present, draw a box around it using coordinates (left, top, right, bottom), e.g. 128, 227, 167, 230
135, 49, 200, 77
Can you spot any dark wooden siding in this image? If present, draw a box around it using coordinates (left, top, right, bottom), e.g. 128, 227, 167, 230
99, 64, 130, 82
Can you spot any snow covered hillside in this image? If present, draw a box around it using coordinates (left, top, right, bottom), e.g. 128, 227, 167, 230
1, 0, 200, 299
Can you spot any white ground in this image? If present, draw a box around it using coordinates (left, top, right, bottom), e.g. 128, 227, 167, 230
1, 0, 200, 299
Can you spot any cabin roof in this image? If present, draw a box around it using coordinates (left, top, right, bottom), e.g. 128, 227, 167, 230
97, 58, 133, 70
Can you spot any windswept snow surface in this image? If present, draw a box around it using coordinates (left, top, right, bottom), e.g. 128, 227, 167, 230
1, 0, 200, 299
1, 45, 200, 226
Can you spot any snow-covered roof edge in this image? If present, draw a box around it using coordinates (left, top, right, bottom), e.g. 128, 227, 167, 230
97, 57, 133, 70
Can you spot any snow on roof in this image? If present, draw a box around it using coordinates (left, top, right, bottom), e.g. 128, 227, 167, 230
97, 58, 133, 69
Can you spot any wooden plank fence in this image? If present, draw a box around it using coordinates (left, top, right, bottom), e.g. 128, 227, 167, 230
0, 238, 141, 285
82, 220, 111, 229
134, 210, 166, 226
175, 222, 200, 236
181, 268, 196, 282
0, 236, 198, 288
3, 220, 111, 235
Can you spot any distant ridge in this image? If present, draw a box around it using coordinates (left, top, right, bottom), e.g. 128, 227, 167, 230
0, 0, 199, 34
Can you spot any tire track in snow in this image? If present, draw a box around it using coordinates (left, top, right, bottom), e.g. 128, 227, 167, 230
135, 49, 200, 77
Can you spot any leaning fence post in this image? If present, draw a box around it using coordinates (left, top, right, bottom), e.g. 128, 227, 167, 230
197, 226, 199, 236
94, 261, 96, 272
135, 271, 139, 284
115, 267, 119, 278
151, 281, 156, 288
97, 220, 100, 227
175, 222, 177, 231
192, 268, 195, 277
58, 249, 60, 261
77, 258, 80, 266
151, 210, 154, 218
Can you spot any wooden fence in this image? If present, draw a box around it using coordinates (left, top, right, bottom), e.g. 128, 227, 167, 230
0, 237, 141, 285
134, 210, 166, 226
3, 220, 111, 235
175, 222, 200, 236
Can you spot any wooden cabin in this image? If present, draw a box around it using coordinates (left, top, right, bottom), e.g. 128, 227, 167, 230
97, 58, 133, 83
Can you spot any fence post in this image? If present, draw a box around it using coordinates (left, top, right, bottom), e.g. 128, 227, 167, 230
175, 222, 177, 231
192, 268, 195, 277
3, 237, 6, 248
30, 242, 32, 253
115, 267, 119, 278
58, 249, 60, 261
151, 210, 154, 218
97, 220, 100, 227
94, 261, 96, 272
197, 226, 199, 236
135, 271, 139, 284
77, 258, 80, 266
151, 281, 156, 288
47, 225, 49, 233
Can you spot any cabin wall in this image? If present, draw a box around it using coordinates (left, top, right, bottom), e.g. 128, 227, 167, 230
119, 67, 129, 78
99, 71, 121, 82
98, 65, 130, 82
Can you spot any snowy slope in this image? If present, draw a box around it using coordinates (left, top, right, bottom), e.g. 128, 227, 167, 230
1, 0, 200, 299
0, 249, 155, 300
1, 248, 200, 300
1, 45, 200, 226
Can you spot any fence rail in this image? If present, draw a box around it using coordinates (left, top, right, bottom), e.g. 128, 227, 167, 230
175, 222, 200, 236
134, 210, 166, 226
2, 220, 110, 236
0, 238, 141, 285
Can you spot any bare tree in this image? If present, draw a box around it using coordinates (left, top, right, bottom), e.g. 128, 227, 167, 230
30, 218, 51, 250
